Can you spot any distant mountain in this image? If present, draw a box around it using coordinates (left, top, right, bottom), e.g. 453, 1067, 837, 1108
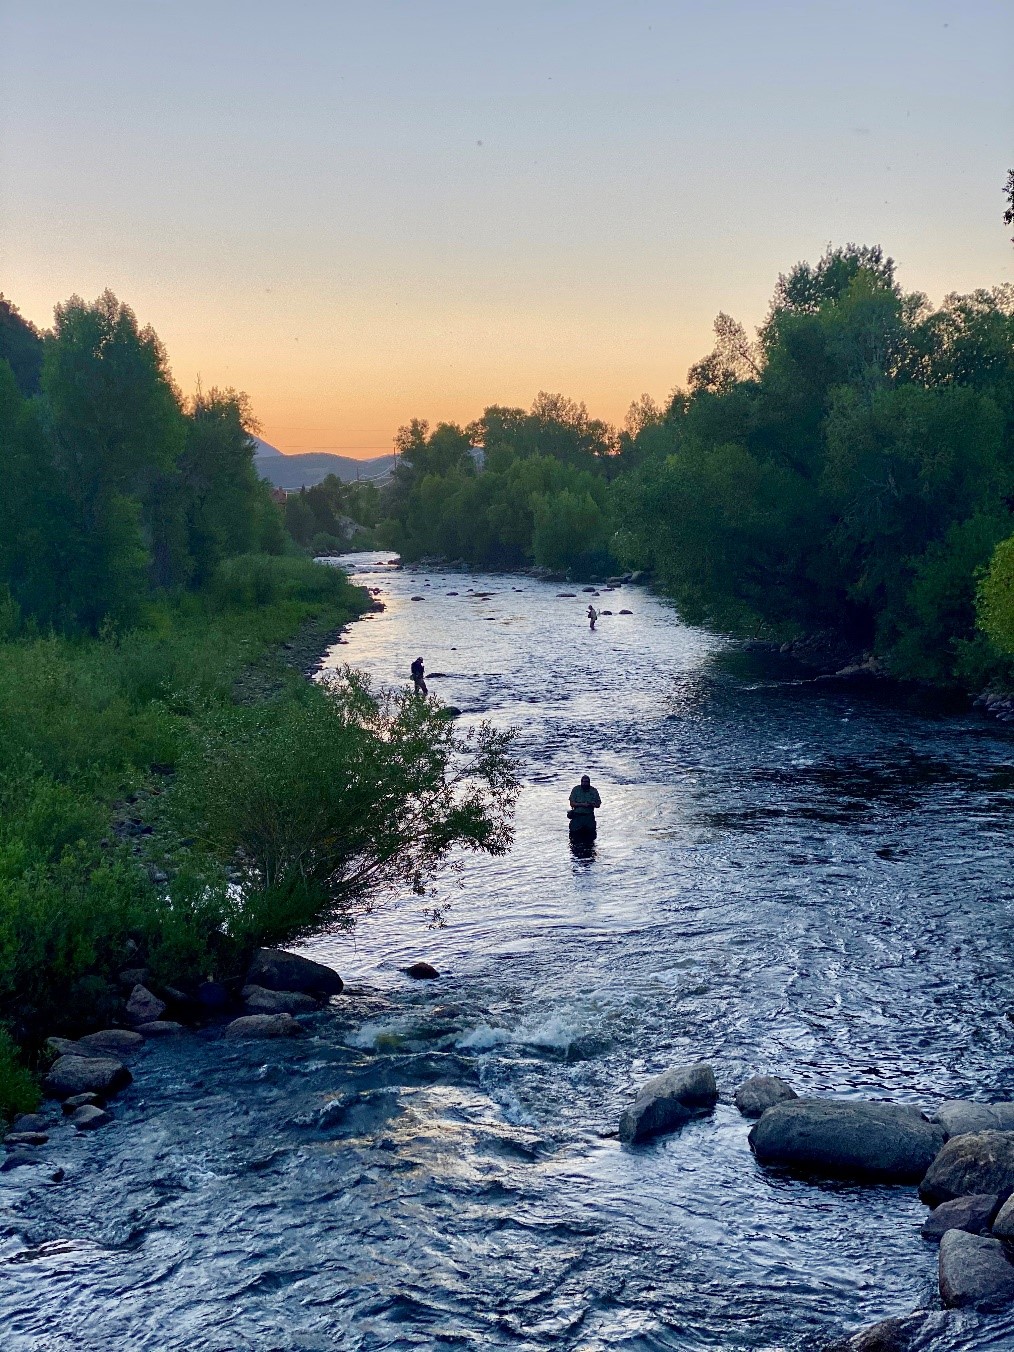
253, 439, 395, 490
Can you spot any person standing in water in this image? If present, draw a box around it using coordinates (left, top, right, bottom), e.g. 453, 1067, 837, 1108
587, 604, 598, 631
410, 656, 428, 696
568, 774, 601, 837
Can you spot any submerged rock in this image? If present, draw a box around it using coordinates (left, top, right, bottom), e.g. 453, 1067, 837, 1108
77, 1029, 144, 1058
222, 1013, 306, 1040
749, 1100, 944, 1181
920, 1131, 1014, 1206
245, 948, 343, 998
822, 1311, 930, 1351
71, 1105, 112, 1131
403, 962, 440, 980
921, 1194, 998, 1241
734, 1075, 797, 1118
938, 1229, 1014, 1309
125, 984, 167, 1024
241, 984, 319, 1015
1, 1151, 39, 1172
43, 1055, 131, 1100
619, 1062, 718, 1144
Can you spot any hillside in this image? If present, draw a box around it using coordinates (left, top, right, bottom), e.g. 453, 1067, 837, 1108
253, 437, 395, 490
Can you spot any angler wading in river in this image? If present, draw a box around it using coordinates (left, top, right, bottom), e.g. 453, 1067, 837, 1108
568, 774, 601, 841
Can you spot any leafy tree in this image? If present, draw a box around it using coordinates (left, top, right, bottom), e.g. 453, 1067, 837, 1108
170, 670, 520, 944
0, 296, 44, 397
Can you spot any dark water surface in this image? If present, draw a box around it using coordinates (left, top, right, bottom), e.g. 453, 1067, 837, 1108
4, 554, 1014, 1351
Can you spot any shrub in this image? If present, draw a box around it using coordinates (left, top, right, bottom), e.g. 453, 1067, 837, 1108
0, 1027, 39, 1122
170, 670, 520, 948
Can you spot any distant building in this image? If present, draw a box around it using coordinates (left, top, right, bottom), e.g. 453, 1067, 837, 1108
269, 487, 288, 507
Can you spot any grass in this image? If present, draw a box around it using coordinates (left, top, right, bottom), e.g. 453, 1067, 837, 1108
0, 555, 367, 1117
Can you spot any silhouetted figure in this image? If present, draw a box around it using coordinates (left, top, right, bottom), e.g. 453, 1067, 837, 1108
587, 605, 598, 631
411, 656, 428, 696
568, 774, 601, 841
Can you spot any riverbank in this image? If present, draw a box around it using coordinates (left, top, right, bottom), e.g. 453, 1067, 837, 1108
0, 554, 371, 1116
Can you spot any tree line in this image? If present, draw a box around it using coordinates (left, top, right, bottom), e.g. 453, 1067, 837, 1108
0, 290, 283, 634
378, 236, 1014, 688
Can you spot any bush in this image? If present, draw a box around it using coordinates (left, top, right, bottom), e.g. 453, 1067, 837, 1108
169, 669, 520, 948
0, 1027, 38, 1122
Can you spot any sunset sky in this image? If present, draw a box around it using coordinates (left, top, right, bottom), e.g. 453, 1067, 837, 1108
2, 0, 1012, 457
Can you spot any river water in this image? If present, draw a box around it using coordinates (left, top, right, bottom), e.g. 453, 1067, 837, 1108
4, 553, 1014, 1351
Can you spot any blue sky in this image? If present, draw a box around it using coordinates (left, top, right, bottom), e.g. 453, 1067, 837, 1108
2, 0, 1011, 452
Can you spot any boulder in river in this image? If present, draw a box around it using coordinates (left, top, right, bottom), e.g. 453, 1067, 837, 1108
403, 962, 440, 980
43, 1055, 131, 1100
11, 1113, 48, 1134
135, 1020, 184, 1037
619, 1062, 718, 1144
921, 1194, 998, 1241
222, 1013, 306, 1040
4, 1132, 48, 1146
77, 1029, 145, 1058
734, 1075, 797, 1118
938, 1229, 1014, 1309
988, 1191, 1014, 1238
932, 1101, 1006, 1138
245, 948, 343, 998
63, 1093, 102, 1113
241, 984, 319, 1015
919, 1131, 1014, 1206
125, 984, 167, 1024
749, 1099, 944, 1182
1, 1151, 39, 1172
821, 1311, 930, 1351
45, 1036, 82, 1057
71, 1105, 112, 1131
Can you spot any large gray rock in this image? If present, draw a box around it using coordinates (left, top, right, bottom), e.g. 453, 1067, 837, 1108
734, 1075, 797, 1118
43, 1055, 131, 1100
618, 1062, 718, 1144
63, 1092, 102, 1113
45, 1036, 83, 1057
135, 1020, 184, 1037
920, 1131, 1014, 1206
749, 1099, 944, 1182
245, 948, 343, 997
71, 1105, 112, 1131
11, 1113, 48, 1133
989, 1191, 1014, 1238
938, 1229, 1014, 1309
77, 1029, 145, 1058
921, 1194, 998, 1241
933, 1101, 1002, 1138
222, 1013, 305, 1040
822, 1311, 929, 1351
125, 984, 167, 1024
241, 984, 318, 1016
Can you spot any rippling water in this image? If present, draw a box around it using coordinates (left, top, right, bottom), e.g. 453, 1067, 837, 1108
4, 553, 1014, 1351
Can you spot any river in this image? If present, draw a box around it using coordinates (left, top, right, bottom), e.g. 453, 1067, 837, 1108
3, 552, 1014, 1350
